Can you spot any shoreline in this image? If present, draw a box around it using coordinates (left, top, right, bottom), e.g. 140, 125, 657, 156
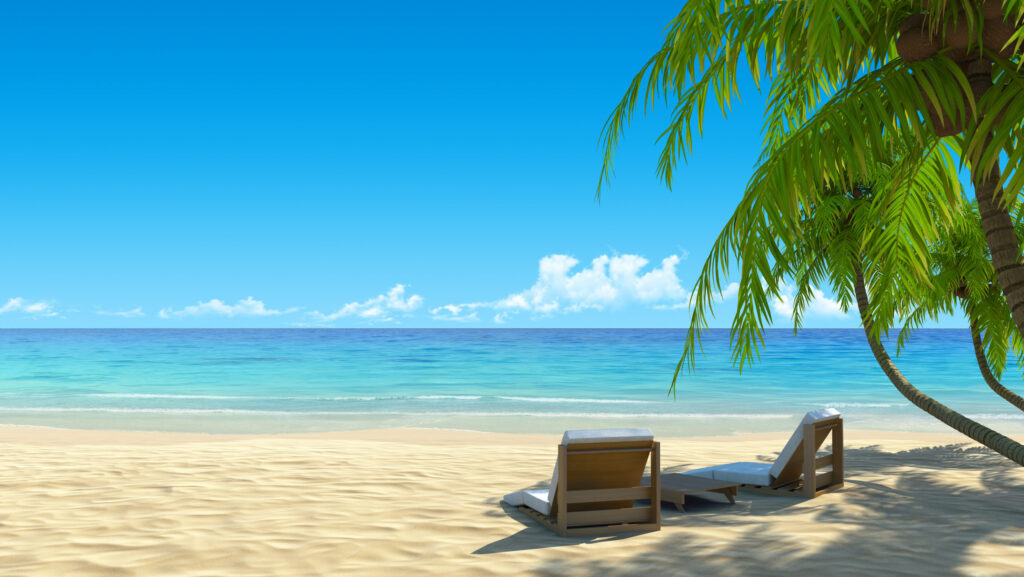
0, 423, 976, 445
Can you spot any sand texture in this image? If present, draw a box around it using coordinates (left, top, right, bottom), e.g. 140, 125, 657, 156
0, 426, 1022, 576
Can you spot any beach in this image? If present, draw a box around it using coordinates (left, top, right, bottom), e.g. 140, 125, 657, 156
1, 426, 1021, 576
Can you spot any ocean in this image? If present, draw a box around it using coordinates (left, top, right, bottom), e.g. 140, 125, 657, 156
1, 328, 1022, 435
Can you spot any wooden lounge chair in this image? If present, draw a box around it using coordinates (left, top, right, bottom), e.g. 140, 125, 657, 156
684, 408, 844, 498
502, 428, 661, 537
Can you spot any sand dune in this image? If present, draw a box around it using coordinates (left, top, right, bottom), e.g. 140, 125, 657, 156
0, 426, 1021, 576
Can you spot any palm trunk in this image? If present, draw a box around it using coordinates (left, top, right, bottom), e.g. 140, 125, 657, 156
970, 320, 1024, 413
853, 265, 1024, 465
973, 143, 1024, 341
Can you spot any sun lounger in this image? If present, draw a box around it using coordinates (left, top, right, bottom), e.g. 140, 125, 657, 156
502, 428, 661, 537
684, 408, 844, 498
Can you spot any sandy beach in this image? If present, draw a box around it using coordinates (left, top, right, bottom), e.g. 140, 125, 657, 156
0, 426, 1021, 576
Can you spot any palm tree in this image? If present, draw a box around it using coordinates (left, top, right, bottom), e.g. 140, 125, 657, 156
973, 325, 1024, 411
898, 202, 1024, 412
852, 260, 1024, 465
599, 0, 1024, 346
750, 176, 1024, 464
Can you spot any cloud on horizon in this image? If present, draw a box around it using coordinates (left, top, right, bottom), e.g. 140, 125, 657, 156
309, 284, 423, 324
0, 297, 58, 318
429, 303, 480, 322
433, 253, 691, 322
653, 281, 740, 311
97, 307, 145, 318
159, 297, 296, 319
772, 284, 848, 320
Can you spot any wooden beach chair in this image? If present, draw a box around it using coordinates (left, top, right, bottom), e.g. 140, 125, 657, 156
502, 428, 661, 537
684, 409, 844, 499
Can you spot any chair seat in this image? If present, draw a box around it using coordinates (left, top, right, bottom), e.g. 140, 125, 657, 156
684, 462, 773, 486
503, 489, 551, 515
562, 428, 655, 445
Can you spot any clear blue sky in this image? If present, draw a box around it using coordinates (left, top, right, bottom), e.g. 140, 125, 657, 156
0, 1, 963, 328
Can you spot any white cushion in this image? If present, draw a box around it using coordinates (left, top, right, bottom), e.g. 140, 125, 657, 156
502, 489, 552, 515
560, 428, 654, 445
503, 490, 526, 507
769, 408, 840, 479
522, 490, 552, 515
682, 466, 716, 480
705, 462, 773, 486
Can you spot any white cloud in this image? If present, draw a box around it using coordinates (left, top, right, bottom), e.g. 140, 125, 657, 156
430, 303, 480, 322
654, 281, 739, 311
498, 254, 688, 314
435, 253, 691, 322
159, 297, 296, 319
0, 298, 57, 317
772, 285, 847, 319
309, 284, 423, 324
97, 307, 145, 318
720, 282, 740, 301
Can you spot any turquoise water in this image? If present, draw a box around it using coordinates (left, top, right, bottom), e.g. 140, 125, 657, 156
1, 329, 1022, 435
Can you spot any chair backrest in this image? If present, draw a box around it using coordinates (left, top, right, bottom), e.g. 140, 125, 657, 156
769, 409, 841, 486
548, 428, 654, 512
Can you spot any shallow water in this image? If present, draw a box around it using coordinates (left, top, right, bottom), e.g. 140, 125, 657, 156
0, 328, 1021, 435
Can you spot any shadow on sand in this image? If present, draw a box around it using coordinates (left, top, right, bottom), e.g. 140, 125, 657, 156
477, 443, 1024, 576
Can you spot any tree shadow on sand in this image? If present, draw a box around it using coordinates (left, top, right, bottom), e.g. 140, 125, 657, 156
477, 444, 1024, 575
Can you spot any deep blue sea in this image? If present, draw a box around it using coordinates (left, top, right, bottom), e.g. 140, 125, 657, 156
1, 329, 1022, 435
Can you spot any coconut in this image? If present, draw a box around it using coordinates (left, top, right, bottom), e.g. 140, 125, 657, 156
982, 1, 1004, 20
942, 16, 975, 61
983, 18, 1016, 57
923, 0, 1002, 19
920, 60, 992, 137
897, 13, 941, 61
924, 97, 967, 137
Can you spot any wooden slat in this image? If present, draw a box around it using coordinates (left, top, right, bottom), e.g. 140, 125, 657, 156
815, 472, 834, 487
566, 506, 653, 527
813, 482, 844, 498
564, 486, 651, 504
563, 522, 660, 537
814, 455, 834, 469
738, 483, 800, 496
564, 441, 654, 452
566, 447, 653, 455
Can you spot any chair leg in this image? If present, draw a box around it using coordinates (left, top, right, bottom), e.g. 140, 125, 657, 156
556, 445, 568, 536
802, 423, 817, 499
832, 420, 844, 486
651, 441, 661, 528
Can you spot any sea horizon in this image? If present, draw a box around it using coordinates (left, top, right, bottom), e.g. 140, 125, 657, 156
2, 327, 1021, 436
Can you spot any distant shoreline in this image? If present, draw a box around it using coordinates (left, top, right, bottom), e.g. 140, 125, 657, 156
0, 424, 970, 446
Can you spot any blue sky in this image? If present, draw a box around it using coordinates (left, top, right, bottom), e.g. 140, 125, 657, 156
0, 1, 963, 328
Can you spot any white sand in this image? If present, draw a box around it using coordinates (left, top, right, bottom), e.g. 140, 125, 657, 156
0, 426, 1022, 576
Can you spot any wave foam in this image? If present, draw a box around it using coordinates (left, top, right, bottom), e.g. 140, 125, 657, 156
496, 396, 652, 404
88, 393, 248, 400
967, 413, 1024, 421
823, 402, 910, 408
0, 407, 795, 419
86, 393, 484, 402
